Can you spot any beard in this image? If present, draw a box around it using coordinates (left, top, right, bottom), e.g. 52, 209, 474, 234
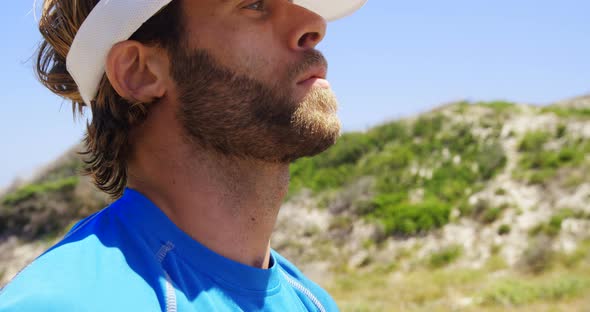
168, 44, 341, 163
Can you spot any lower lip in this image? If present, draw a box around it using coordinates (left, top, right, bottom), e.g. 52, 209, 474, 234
298, 77, 330, 89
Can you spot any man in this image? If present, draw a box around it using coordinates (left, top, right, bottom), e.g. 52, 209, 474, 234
0, 0, 365, 310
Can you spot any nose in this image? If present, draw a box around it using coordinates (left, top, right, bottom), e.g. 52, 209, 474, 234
287, 4, 327, 51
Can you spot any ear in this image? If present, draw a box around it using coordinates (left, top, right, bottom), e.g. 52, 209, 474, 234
105, 41, 168, 103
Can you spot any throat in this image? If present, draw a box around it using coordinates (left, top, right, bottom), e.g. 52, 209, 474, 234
138, 154, 290, 269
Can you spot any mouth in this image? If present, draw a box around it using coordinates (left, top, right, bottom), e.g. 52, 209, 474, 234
296, 66, 330, 88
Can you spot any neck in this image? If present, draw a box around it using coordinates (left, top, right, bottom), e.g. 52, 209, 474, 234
128, 140, 290, 269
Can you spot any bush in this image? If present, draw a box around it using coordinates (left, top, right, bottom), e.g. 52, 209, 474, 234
478, 100, 516, 112
367, 197, 451, 236
482, 207, 503, 224
314, 132, 375, 168
518, 131, 551, 152
1, 177, 79, 206
495, 188, 507, 196
498, 224, 511, 235
542, 106, 590, 119
413, 115, 444, 138
515, 130, 588, 185
361, 144, 414, 174
529, 209, 576, 237
556, 124, 567, 138
0, 176, 89, 240
471, 200, 507, 224
519, 151, 558, 170
457, 200, 472, 216
527, 169, 556, 185
425, 163, 478, 203
520, 148, 583, 172
366, 121, 410, 150
36, 159, 83, 184
288, 161, 357, 194
428, 245, 463, 268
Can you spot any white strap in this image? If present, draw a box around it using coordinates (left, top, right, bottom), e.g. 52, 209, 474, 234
66, 0, 367, 106
66, 0, 172, 105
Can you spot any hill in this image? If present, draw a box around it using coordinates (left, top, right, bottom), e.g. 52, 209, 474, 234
2, 96, 590, 310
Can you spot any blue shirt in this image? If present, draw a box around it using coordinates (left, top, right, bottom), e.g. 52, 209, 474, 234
0, 188, 338, 311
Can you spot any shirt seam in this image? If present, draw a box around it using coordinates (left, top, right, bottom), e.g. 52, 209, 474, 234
280, 268, 326, 312
155, 241, 177, 312
171, 251, 283, 296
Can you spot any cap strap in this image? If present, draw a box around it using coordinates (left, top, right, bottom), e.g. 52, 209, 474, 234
66, 0, 172, 105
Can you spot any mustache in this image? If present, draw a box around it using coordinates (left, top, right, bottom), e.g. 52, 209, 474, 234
287, 50, 328, 81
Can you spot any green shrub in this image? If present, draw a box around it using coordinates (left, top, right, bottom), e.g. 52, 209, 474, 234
367, 197, 451, 236
36, 159, 83, 184
314, 132, 374, 168
428, 245, 463, 268
289, 114, 510, 238
413, 115, 444, 138
556, 124, 567, 138
515, 131, 588, 185
498, 224, 511, 235
517, 145, 586, 185
495, 188, 507, 196
519, 151, 560, 171
482, 207, 503, 223
457, 200, 472, 217
360, 144, 414, 174
529, 209, 576, 237
518, 131, 551, 152
2, 176, 79, 206
441, 124, 478, 154
542, 106, 590, 119
288, 161, 357, 194
527, 169, 556, 185
520, 147, 584, 172
366, 121, 410, 150
424, 163, 479, 203
558, 146, 584, 164
471, 199, 508, 224
478, 100, 516, 113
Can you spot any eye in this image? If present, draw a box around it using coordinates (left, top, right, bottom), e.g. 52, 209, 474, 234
243, 0, 265, 11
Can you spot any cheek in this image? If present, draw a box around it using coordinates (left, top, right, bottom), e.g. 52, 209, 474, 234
186, 17, 289, 85
226, 38, 286, 83
213, 25, 286, 80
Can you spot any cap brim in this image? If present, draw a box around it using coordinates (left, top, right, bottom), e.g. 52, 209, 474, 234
295, 0, 367, 21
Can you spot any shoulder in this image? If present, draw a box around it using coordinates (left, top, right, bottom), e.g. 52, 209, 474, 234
0, 207, 163, 312
272, 250, 339, 311
0, 284, 83, 312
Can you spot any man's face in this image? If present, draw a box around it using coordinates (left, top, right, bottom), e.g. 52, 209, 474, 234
169, 0, 341, 163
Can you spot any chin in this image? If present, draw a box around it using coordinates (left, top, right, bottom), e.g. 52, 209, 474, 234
279, 111, 341, 163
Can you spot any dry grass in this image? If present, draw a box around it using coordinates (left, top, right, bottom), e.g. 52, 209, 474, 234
325, 261, 590, 312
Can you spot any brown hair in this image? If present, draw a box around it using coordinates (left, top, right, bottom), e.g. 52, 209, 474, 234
36, 0, 183, 198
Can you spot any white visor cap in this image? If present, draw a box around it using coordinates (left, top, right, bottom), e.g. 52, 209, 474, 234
66, 0, 368, 106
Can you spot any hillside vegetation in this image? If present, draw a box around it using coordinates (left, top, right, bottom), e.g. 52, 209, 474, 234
2, 96, 590, 310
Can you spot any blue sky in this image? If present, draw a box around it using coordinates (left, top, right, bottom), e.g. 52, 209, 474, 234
1, 0, 590, 189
